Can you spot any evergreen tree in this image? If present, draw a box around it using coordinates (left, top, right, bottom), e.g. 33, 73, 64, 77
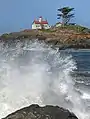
57, 7, 74, 25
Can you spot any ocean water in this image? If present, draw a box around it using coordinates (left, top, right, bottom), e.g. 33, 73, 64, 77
0, 40, 90, 119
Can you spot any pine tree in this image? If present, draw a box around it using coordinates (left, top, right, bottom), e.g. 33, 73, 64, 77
57, 7, 74, 25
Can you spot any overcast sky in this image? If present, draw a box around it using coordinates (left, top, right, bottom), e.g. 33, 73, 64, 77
0, 0, 90, 34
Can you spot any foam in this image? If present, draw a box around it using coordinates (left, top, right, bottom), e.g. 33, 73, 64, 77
0, 40, 89, 119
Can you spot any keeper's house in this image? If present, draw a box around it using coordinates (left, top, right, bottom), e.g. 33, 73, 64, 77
32, 16, 50, 29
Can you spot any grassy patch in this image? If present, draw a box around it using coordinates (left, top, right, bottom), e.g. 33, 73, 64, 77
1, 33, 13, 39
56, 24, 90, 33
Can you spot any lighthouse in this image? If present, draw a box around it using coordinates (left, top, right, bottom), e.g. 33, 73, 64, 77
39, 16, 43, 22
32, 16, 50, 29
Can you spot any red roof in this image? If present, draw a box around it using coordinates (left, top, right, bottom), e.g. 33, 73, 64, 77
34, 20, 48, 24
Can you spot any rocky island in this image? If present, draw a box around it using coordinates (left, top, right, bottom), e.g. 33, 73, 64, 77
1, 6, 90, 49
1, 25, 90, 49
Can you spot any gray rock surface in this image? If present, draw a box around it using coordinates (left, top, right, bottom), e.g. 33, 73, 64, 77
2, 104, 78, 119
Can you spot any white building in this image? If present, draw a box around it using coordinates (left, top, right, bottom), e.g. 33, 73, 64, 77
32, 16, 50, 29
55, 22, 62, 27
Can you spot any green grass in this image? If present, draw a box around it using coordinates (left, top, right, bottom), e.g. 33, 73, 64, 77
57, 24, 90, 33
40, 24, 90, 33
1, 33, 12, 39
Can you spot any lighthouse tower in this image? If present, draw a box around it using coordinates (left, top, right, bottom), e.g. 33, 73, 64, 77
39, 16, 43, 22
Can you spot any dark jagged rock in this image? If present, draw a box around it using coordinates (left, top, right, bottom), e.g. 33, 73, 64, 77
2, 104, 78, 119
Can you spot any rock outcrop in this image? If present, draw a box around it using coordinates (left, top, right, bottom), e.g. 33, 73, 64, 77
2, 104, 78, 119
1, 26, 90, 49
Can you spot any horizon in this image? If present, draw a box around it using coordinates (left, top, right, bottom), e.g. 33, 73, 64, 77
0, 0, 90, 34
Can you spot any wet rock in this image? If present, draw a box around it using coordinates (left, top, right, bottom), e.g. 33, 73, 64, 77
2, 104, 78, 119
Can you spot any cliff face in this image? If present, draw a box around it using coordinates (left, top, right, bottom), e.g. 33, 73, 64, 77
1, 26, 90, 49
2, 104, 78, 119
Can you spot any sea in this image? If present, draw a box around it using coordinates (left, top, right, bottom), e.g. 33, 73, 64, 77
0, 39, 90, 119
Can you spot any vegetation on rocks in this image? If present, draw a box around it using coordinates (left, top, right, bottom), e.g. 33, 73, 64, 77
1, 5, 90, 49
1, 25, 90, 49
